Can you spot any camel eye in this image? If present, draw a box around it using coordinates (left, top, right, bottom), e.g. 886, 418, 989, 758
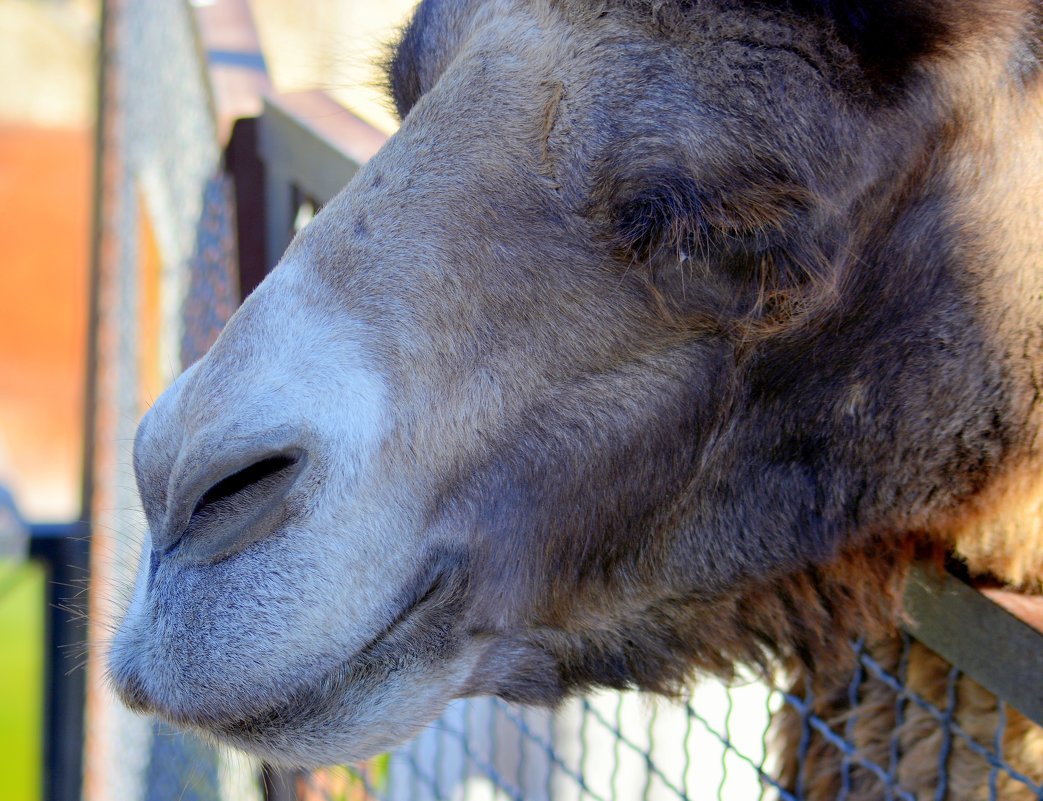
609, 173, 713, 261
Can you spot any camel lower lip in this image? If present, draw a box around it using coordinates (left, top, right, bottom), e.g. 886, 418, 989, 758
204, 573, 451, 741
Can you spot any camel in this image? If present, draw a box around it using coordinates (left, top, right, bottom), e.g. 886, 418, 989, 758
108, 0, 1043, 796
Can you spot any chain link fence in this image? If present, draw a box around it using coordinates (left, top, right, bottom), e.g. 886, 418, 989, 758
86, 2, 1043, 800
87, 0, 261, 798
270, 634, 1042, 801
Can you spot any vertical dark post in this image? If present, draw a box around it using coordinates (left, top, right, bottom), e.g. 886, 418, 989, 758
225, 117, 268, 300
262, 164, 297, 274
30, 524, 89, 801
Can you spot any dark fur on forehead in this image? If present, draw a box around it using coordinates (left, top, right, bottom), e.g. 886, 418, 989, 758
779, 0, 996, 85
383, 1, 434, 120
387, 0, 1030, 119
383, 0, 483, 120
601, 0, 1003, 88
386, 0, 1039, 120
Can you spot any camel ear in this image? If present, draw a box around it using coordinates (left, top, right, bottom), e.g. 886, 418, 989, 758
799, 0, 974, 86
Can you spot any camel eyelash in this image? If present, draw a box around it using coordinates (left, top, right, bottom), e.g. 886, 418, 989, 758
608, 175, 709, 257
608, 162, 819, 266
608, 173, 777, 266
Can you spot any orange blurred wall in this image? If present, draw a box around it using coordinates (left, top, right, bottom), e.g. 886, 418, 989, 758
0, 125, 90, 521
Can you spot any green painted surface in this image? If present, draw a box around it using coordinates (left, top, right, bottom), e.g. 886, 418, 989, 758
0, 562, 45, 801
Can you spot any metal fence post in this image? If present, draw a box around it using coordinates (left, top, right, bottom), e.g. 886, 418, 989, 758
29, 523, 89, 801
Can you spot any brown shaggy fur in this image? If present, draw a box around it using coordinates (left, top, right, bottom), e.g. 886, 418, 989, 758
382, 1, 1043, 796
773, 636, 1043, 800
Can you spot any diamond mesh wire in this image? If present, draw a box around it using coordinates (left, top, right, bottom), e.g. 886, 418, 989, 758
87, 0, 260, 799
290, 634, 1043, 801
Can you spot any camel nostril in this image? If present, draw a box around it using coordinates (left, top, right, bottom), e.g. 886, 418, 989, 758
189, 453, 301, 524
161, 448, 307, 565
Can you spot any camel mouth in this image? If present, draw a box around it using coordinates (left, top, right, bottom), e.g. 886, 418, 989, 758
109, 553, 462, 739
199, 566, 464, 748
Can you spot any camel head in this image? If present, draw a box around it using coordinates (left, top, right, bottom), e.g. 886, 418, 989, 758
108, 0, 1043, 767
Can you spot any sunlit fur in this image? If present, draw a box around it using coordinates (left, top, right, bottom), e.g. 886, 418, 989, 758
110, 0, 1042, 789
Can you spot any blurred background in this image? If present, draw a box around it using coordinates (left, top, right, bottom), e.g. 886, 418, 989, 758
1, 3, 97, 801
0, 2, 414, 798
